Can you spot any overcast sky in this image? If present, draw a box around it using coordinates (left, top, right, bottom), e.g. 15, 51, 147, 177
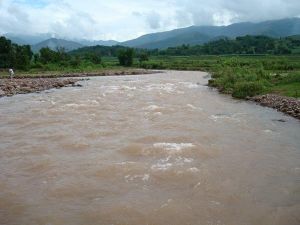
0, 0, 300, 41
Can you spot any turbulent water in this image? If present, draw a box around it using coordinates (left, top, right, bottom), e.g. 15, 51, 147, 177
0, 71, 299, 225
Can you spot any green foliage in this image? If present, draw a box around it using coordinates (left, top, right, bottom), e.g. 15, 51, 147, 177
138, 52, 149, 63
0, 36, 33, 70
151, 35, 299, 56
117, 48, 134, 66
69, 56, 82, 67
70, 45, 127, 57
232, 81, 264, 98
39, 47, 56, 64
141, 55, 299, 99
85, 52, 101, 64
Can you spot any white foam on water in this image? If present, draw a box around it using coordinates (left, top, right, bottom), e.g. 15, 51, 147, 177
145, 83, 176, 93
151, 163, 173, 171
151, 156, 194, 171
86, 99, 99, 105
127, 94, 134, 97
153, 143, 195, 152
65, 103, 86, 108
153, 112, 162, 116
144, 105, 162, 111
160, 199, 173, 208
188, 167, 200, 173
175, 157, 194, 165
187, 104, 197, 109
194, 182, 201, 189
121, 85, 137, 90
179, 82, 200, 89
263, 129, 273, 133
115, 161, 137, 165
209, 114, 240, 122
124, 174, 150, 182
142, 174, 150, 182
100, 85, 122, 95
186, 104, 203, 111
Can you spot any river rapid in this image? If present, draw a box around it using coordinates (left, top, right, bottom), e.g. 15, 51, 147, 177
0, 71, 299, 225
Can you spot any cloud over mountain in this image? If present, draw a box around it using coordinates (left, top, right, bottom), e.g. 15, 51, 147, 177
0, 0, 299, 41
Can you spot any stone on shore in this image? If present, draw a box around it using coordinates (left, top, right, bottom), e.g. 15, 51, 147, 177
0, 78, 81, 97
250, 94, 300, 120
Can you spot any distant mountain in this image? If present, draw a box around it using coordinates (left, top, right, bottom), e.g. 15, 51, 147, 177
121, 18, 300, 49
4, 18, 300, 51
77, 39, 119, 46
137, 31, 213, 49
3, 33, 53, 45
3, 33, 119, 48
31, 38, 83, 52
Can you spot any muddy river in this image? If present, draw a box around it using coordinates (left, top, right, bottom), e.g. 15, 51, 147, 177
0, 71, 299, 225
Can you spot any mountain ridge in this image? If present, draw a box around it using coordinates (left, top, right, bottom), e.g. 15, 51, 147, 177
31, 38, 84, 52
4, 17, 300, 51
122, 17, 300, 49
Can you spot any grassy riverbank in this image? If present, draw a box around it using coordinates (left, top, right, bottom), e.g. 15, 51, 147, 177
139, 55, 300, 99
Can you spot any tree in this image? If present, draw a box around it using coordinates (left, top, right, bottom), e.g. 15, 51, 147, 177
85, 52, 101, 64
39, 47, 56, 64
69, 55, 81, 67
0, 36, 32, 69
117, 48, 134, 66
33, 53, 40, 63
0, 36, 13, 68
138, 52, 149, 63
14, 45, 32, 70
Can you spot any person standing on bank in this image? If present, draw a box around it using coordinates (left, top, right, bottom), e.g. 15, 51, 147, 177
8, 68, 14, 79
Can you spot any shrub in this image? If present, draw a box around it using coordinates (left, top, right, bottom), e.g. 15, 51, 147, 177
232, 81, 264, 98
117, 48, 134, 66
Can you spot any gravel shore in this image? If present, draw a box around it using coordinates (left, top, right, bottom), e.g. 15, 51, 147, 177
250, 94, 300, 120
0, 69, 158, 79
0, 70, 159, 97
0, 78, 81, 97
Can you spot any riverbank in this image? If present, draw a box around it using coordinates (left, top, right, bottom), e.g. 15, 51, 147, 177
0, 69, 157, 79
0, 69, 159, 97
0, 78, 81, 97
250, 94, 300, 120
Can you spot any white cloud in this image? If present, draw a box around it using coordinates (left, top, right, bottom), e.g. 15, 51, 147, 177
0, 0, 299, 41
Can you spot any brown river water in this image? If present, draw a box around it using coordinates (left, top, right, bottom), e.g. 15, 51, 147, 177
0, 71, 299, 225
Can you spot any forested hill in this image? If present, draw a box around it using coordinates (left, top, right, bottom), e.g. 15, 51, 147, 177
150, 35, 300, 56
69, 45, 128, 57
122, 18, 300, 49
69, 35, 300, 56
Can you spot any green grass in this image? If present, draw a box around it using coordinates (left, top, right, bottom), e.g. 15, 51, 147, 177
268, 83, 300, 97
139, 55, 300, 99
0, 57, 133, 78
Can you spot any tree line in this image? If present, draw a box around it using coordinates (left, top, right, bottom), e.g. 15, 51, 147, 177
0, 36, 32, 70
150, 35, 300, 56
1, 35, 299, 71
